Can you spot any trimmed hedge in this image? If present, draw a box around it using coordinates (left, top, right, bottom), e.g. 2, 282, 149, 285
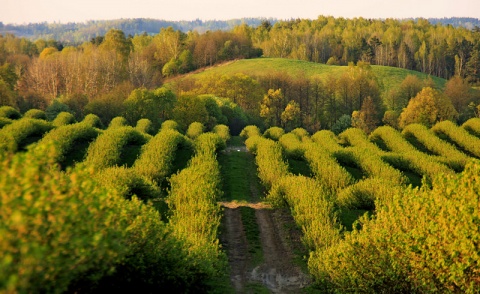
0, 106, 21, 119
108, 116, 129, 129
23, 109, 46, 120
186, 122, 205, 139
52, 112, 76, 127
432, 120, 480, 158
0, 118, 53, 152
263, 126, 285, 141
135, 118, 155, 135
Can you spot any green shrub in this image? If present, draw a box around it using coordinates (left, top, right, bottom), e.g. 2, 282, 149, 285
290, 127, 309, 139
250, 137, 290, 189
263, 126, 285, 140
213, 124, 231, 143
0, 117, 12, 128
23, 109, 46, 120
310, 160, 480, 293
167, 141, 227, 286
81, 114, 104, 129
462, 117, 480, 137
403, 123, 470, 171
45, 100, 71, 121
135, 118, 155, 135
186, 121, 204, 139
0, 106, 21, 119
0, 145, 195, 293
304, 142, 354, 193
279, 133, 305, 159
195, 132, 226, 154
52, 112, 76, 127
432, 120, 480, 158
133, 129, 185, 183
33, 122, 99, 165
311, 130, 343, 153
339, 128, 384, 155
268, 175, 341, 251
161, 119, 180, 132
0, 118, 53, 152
240, 125, 261, 140
108, 116, 129, 129
85, 126, 149, 169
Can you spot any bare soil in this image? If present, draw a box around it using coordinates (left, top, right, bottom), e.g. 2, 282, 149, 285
220, 147, 310, 293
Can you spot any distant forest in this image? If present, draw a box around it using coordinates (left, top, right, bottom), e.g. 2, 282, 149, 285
1, 17, 479, 44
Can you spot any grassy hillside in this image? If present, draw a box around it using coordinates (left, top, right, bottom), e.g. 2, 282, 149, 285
190, 57, 447, 93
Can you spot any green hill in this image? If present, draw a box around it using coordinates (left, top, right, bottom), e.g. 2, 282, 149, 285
188, 57, 446, 93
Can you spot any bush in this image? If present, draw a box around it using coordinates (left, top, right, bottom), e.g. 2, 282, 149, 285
45, 100, 71, 121
213, 124, 231, 143
133, 129, 185, 183
279, 133, 304, 159
186, 122, 204, 139
23, 109, 46, 120
240, 125, 261, 140
81, 114, 104, 129
311, 130, 343, 153
462, 117, 480, 137
432, 120, 480, 158
195, 132, 226, 154
33, 122, 99, 165
310, 160, 480, 293
0, 117, 12, 128
290, 127, 309, 139
263, 126, 285, 140
0, 146, 195, 293
0, 118, 53, 152
250, 136, 290, 189
52, 112, 76, 127
85, 126, 149, 169
135, 118, 155, 135
0, 106, 21, 119
161, 120, 180, 132
108, 116, 129, 129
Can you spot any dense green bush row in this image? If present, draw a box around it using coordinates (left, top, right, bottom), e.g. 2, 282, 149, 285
403, 123, 470, 171
245, 135, 289, 189
462, 117, 480, 138
239, 125, 261, 140
370, 126, 454, 181
339, 128, 385, 155
0, 118, 53, 152
263, 126, 285, 141
0, 117, 12, 128
81, 113, 104, 128
166, 133, 227, 288
108, 116, 129, 129
160, 119, 180, 131
279, 132, 305, 159
133, 129, 187, 183
23, 109, 46, 120
84, 126, 149, 169
52, 111, 76, 127
0, 145, 193, 293
268, 175, 341, 251
0, 106, 21, 120
309, 160, 480, 293
186, 121, 205, 139
303, 142, 354, 193
213, 124, 231, 143
135, 118, 155, 135
335, 147, 408, 186
32, 122, 100, 166
311, 130, 343, 153
432, 120, 480, 158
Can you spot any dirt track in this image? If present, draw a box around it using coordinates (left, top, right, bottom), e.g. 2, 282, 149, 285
220, 146, 310, 293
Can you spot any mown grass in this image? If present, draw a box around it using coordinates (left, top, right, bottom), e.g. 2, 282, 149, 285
188, 57, 446, 92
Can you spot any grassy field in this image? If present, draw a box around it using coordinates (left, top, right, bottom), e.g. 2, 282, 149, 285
188, 57, 447, 92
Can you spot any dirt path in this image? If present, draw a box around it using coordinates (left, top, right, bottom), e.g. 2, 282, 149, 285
220, 144, 310, 293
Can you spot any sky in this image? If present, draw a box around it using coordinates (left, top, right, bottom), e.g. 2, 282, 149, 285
1, 0, 480, 24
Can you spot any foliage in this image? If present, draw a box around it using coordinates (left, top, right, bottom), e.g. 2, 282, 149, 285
186, 122, 205, 140
331, 114, 352, 135
160, 119, 180, 131
263, 126, 285, 140
213, 124, 231, 143
399, 87, 458, 129
45, 100, 71, 121
432, 120, 480, 158
84, 126, 149, 170
52, 112, 76, 127
310, 160, 480, 293
0, 117, 12, 128
462, 117, 480, 137
133, 129, 185, 183
240, 125, 261, 140
108, 116, 129, 129
0, 118, 53, 152
81, 113, 104, 128
23, 109, 46, 120
135, 118, 155, 135
0, 106, 21, 120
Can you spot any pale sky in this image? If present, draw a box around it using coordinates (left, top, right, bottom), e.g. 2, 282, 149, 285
1, 0, 479, 24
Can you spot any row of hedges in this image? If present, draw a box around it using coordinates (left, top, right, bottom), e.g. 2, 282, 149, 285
0, 118, 53, 152
166, 131, 227, 290
432, 120, 480, 158
0, 145, 194, 292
